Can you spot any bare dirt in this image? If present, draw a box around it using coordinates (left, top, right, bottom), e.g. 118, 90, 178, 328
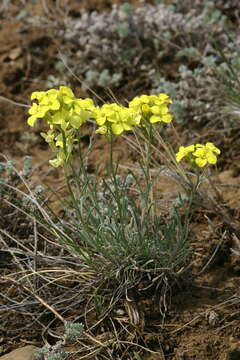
0, 1, 240, 360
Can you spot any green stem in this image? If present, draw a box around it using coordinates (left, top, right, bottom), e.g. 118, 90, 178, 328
108, 130, 127, 244
61, 128, 83, 223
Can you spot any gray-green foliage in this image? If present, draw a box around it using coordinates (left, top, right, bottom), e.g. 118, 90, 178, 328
64, 321, 84, 341
35, 344, 67, 360
0, 157, 45, 210
56, 164, 191, 288
85, 68, 122, 88
62, 1, 225, 86
53, 0, 239, 125
35, 321, 84, 360
0, 156, 32, 182
0, 158, 30, 196
120, 2, 134, 17
214, 50, 240, 122
151, 63, 213, 124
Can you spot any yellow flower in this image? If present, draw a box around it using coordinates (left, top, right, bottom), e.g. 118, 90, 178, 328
176, 145, 195, 162
31, 91, 45, 101
129, 93, 172, 125
27, 87, 95, 130
150, 104, 172, 123
28, 86, 98, 167
93, 103, 140, 135
28, 102, 49, 126
176, 142, 220, 167
110, 107, 141, 135
40, 89, 60, 110
59, 86, 75, 104
74, 98, 95, 114
92, 104, 114, 127
140, 95, 150, 103
193, 142, 220, 167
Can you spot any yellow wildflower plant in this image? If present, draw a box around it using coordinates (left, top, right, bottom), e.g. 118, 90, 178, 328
128, 93, 172, 124
176, 142, 220, 168
193, 142, 221, 167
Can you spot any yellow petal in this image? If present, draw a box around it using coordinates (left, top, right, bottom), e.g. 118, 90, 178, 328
27, 115, 37, 127
150, 105, 160, 114
140, 95, 150, 103
59, 86, 74, 97
28, 103, 38, 115
112, 123, 124, 135
162, 114, 172, 123
150, 115, 160, 123
195, 158, 207, 167
206, 153, 217, 164
142, 104, 150, 113
206, 142, 220, 154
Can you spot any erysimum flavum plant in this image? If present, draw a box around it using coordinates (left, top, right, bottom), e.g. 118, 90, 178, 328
27, 86, 221, 316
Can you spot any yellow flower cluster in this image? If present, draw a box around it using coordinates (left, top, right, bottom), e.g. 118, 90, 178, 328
28, 86, 94, 167
27, 88, 173, 166
129, 94, 172, 124
176, 142, 221, 167
92, 103, 141, 135
27, 87, 220, 169
28, 86, 94, 128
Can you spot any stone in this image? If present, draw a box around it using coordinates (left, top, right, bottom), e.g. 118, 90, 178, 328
0, 346, 37, 360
